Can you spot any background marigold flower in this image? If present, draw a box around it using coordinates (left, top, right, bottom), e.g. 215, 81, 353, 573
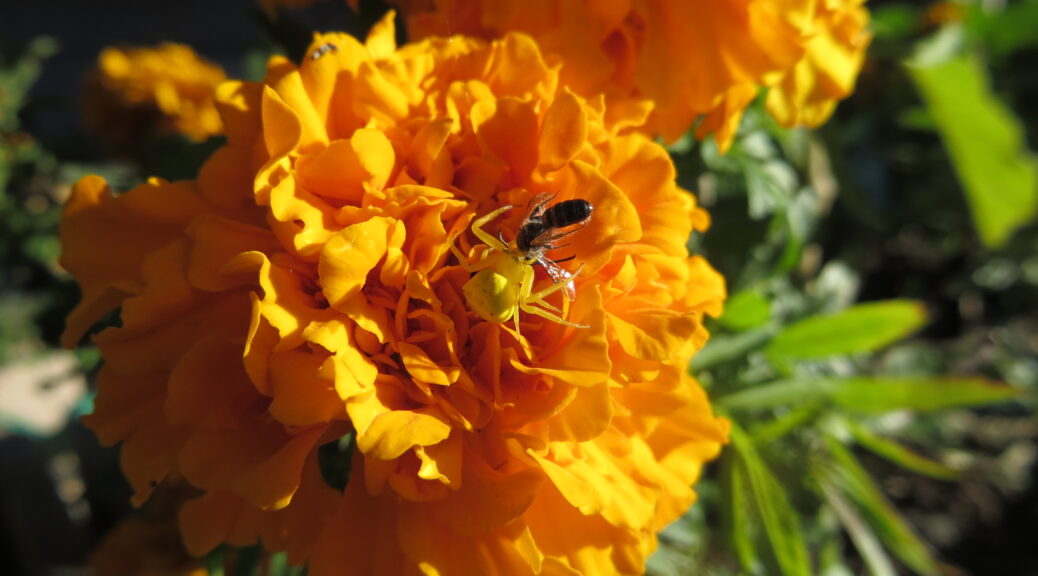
89, 515, 207, 576
63, 14, 727, 575
387, 0, 871, 151
765, 0, 872, 128
83, 43, 225, 149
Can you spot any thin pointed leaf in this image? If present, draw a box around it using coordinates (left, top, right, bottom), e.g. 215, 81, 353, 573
765, 301, 927, 361
691, 325, 777, 371
824, 437, 938, 575
818, 475, 899, 576
731, 423, 812, 576
720, 376, 1019, 413
719, 450, 759, 572
829, 377, 1021, 413
846, 419, 962, 481
751, 403, 823, 445
718, 378, 829, 411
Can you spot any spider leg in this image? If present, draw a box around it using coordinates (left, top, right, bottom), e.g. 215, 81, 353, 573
520, 300, 589, 328
472, 205, 513, 252
527, 264, 582, 304
533, 298, 563, 313
449, 232, 497, 273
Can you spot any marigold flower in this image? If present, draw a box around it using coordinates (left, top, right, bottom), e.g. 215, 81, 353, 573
388, 0, 871, 151
90, 484, 206, 576
64, 15, 727, 575
765, 0, 872, 128
90, 516, 207, 576
83, 43, 225, 148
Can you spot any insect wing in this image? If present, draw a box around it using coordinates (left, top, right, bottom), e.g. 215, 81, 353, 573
540, 258, 577, 301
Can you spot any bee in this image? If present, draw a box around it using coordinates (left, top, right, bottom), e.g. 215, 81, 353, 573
450, 194, 593, 334
514, 193, 593, 300
310, 42, 338, 60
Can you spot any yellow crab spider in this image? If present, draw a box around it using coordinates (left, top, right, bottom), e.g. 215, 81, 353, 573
450, 205, 587, 335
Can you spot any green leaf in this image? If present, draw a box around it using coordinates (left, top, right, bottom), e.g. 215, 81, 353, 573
907, 47, 1038, 248
268, 551, 306, 576
318, 432, 356, 491
717, 289, 772, 331
719, 450, 759, 572
719, 376, 1019, 413
719, 379, 826, 411
828, 377, 1021, 413
730, 424, 812, 576
691, 325, 777, 372
765, 300, 927, 361
205, 547, 226, 576
845, 419, 962, 481
968, 1, 1038, 58
746, 160, 797, 219
870, 4, 922, 39
751, 403, 823, 445
822, 438, 938, 575
818, 476, 899, 576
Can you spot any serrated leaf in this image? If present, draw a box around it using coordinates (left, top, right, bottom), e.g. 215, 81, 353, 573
846, 419, 962, 481
765, 300, 927, 361
717, 289, 772, 331
731, 423, 812, 576
907, 48, 1038, 248
822, 437, 938, 575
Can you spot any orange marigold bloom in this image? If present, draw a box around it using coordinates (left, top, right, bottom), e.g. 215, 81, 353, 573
63, 14, 727, 575
90, 484, 206, 576
90, 517, 206, 576
84, 43, 225, 147
389, 0, 870, 151
765, 0, 872, 128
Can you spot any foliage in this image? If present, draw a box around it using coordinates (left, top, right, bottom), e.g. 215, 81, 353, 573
650, 3, 1038, 574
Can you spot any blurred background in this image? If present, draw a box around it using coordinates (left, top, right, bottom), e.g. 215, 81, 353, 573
0, 0, 1035, 575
